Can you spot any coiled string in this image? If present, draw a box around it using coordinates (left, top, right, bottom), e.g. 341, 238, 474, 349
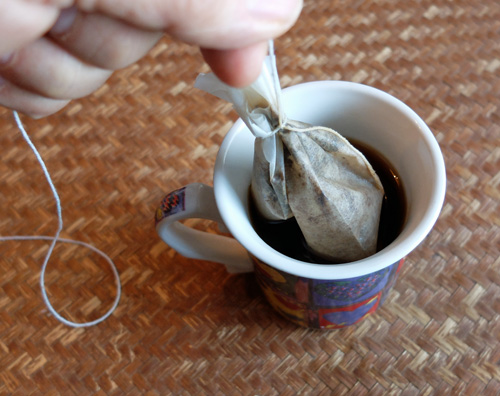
0, 112, 121, 327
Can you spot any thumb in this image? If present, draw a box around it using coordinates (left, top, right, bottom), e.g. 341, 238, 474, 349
80, 0, 303, 50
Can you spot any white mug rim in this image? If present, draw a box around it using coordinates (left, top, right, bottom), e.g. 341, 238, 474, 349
214, 81, 446, 279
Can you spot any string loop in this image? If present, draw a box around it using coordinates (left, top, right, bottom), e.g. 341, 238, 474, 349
0, 112, 121, 327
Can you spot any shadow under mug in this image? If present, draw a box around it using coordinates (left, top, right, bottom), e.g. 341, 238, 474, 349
156, 81, 446, 329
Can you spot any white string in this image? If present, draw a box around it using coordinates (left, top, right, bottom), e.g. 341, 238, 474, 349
284, 125, 335, 133
0, 112, 121, 327
267, 40, 286, 131
266, 42, 333, 136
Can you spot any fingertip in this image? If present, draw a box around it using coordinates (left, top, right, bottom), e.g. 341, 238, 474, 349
201, 42, 269, 88
0, 78, 70, 118
0, 0, 60, 55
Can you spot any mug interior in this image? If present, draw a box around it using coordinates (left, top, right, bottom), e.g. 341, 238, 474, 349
214, 81, 446, 279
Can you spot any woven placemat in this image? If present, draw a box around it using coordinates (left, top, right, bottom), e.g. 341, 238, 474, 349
1, 0, 499, 394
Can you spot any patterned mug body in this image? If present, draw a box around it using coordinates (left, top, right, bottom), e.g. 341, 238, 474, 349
253, 257, 404, 329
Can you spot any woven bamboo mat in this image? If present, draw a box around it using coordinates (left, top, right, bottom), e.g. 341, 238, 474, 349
1, 0, 499, 394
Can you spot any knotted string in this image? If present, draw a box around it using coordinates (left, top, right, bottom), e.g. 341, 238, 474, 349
0, 112, 121, 327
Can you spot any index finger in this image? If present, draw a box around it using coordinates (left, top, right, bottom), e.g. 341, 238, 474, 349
75, 0, 303, 50
0, 0, 61, 55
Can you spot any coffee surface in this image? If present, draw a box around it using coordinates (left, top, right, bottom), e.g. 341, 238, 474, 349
250, 139, 407, 264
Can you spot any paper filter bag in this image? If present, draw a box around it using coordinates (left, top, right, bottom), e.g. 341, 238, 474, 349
195, 43, 384, 262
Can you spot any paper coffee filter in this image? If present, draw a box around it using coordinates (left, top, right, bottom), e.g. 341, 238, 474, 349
195, 43, 385, 263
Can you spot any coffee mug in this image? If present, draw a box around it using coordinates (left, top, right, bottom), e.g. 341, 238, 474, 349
155, 81, 446, 329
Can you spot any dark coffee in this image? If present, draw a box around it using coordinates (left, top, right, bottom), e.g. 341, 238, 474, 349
249, 139, 407, 264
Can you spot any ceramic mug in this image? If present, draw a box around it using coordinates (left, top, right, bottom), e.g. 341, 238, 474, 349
155, 81, 446, 329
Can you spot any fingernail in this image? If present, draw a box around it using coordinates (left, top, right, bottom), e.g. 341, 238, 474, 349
247, 0, 302, 20
50, 6, 78, 34
0, 52, 13, 65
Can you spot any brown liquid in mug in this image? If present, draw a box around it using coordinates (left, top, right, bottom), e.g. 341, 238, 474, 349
249, 139, 407, 264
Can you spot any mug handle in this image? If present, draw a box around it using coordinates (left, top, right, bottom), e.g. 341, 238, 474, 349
155, 183, 254, 273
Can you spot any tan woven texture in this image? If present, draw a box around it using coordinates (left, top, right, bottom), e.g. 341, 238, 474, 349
1, 0, 499, 394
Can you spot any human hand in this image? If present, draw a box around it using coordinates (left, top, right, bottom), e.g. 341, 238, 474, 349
0, 0, 302, 118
